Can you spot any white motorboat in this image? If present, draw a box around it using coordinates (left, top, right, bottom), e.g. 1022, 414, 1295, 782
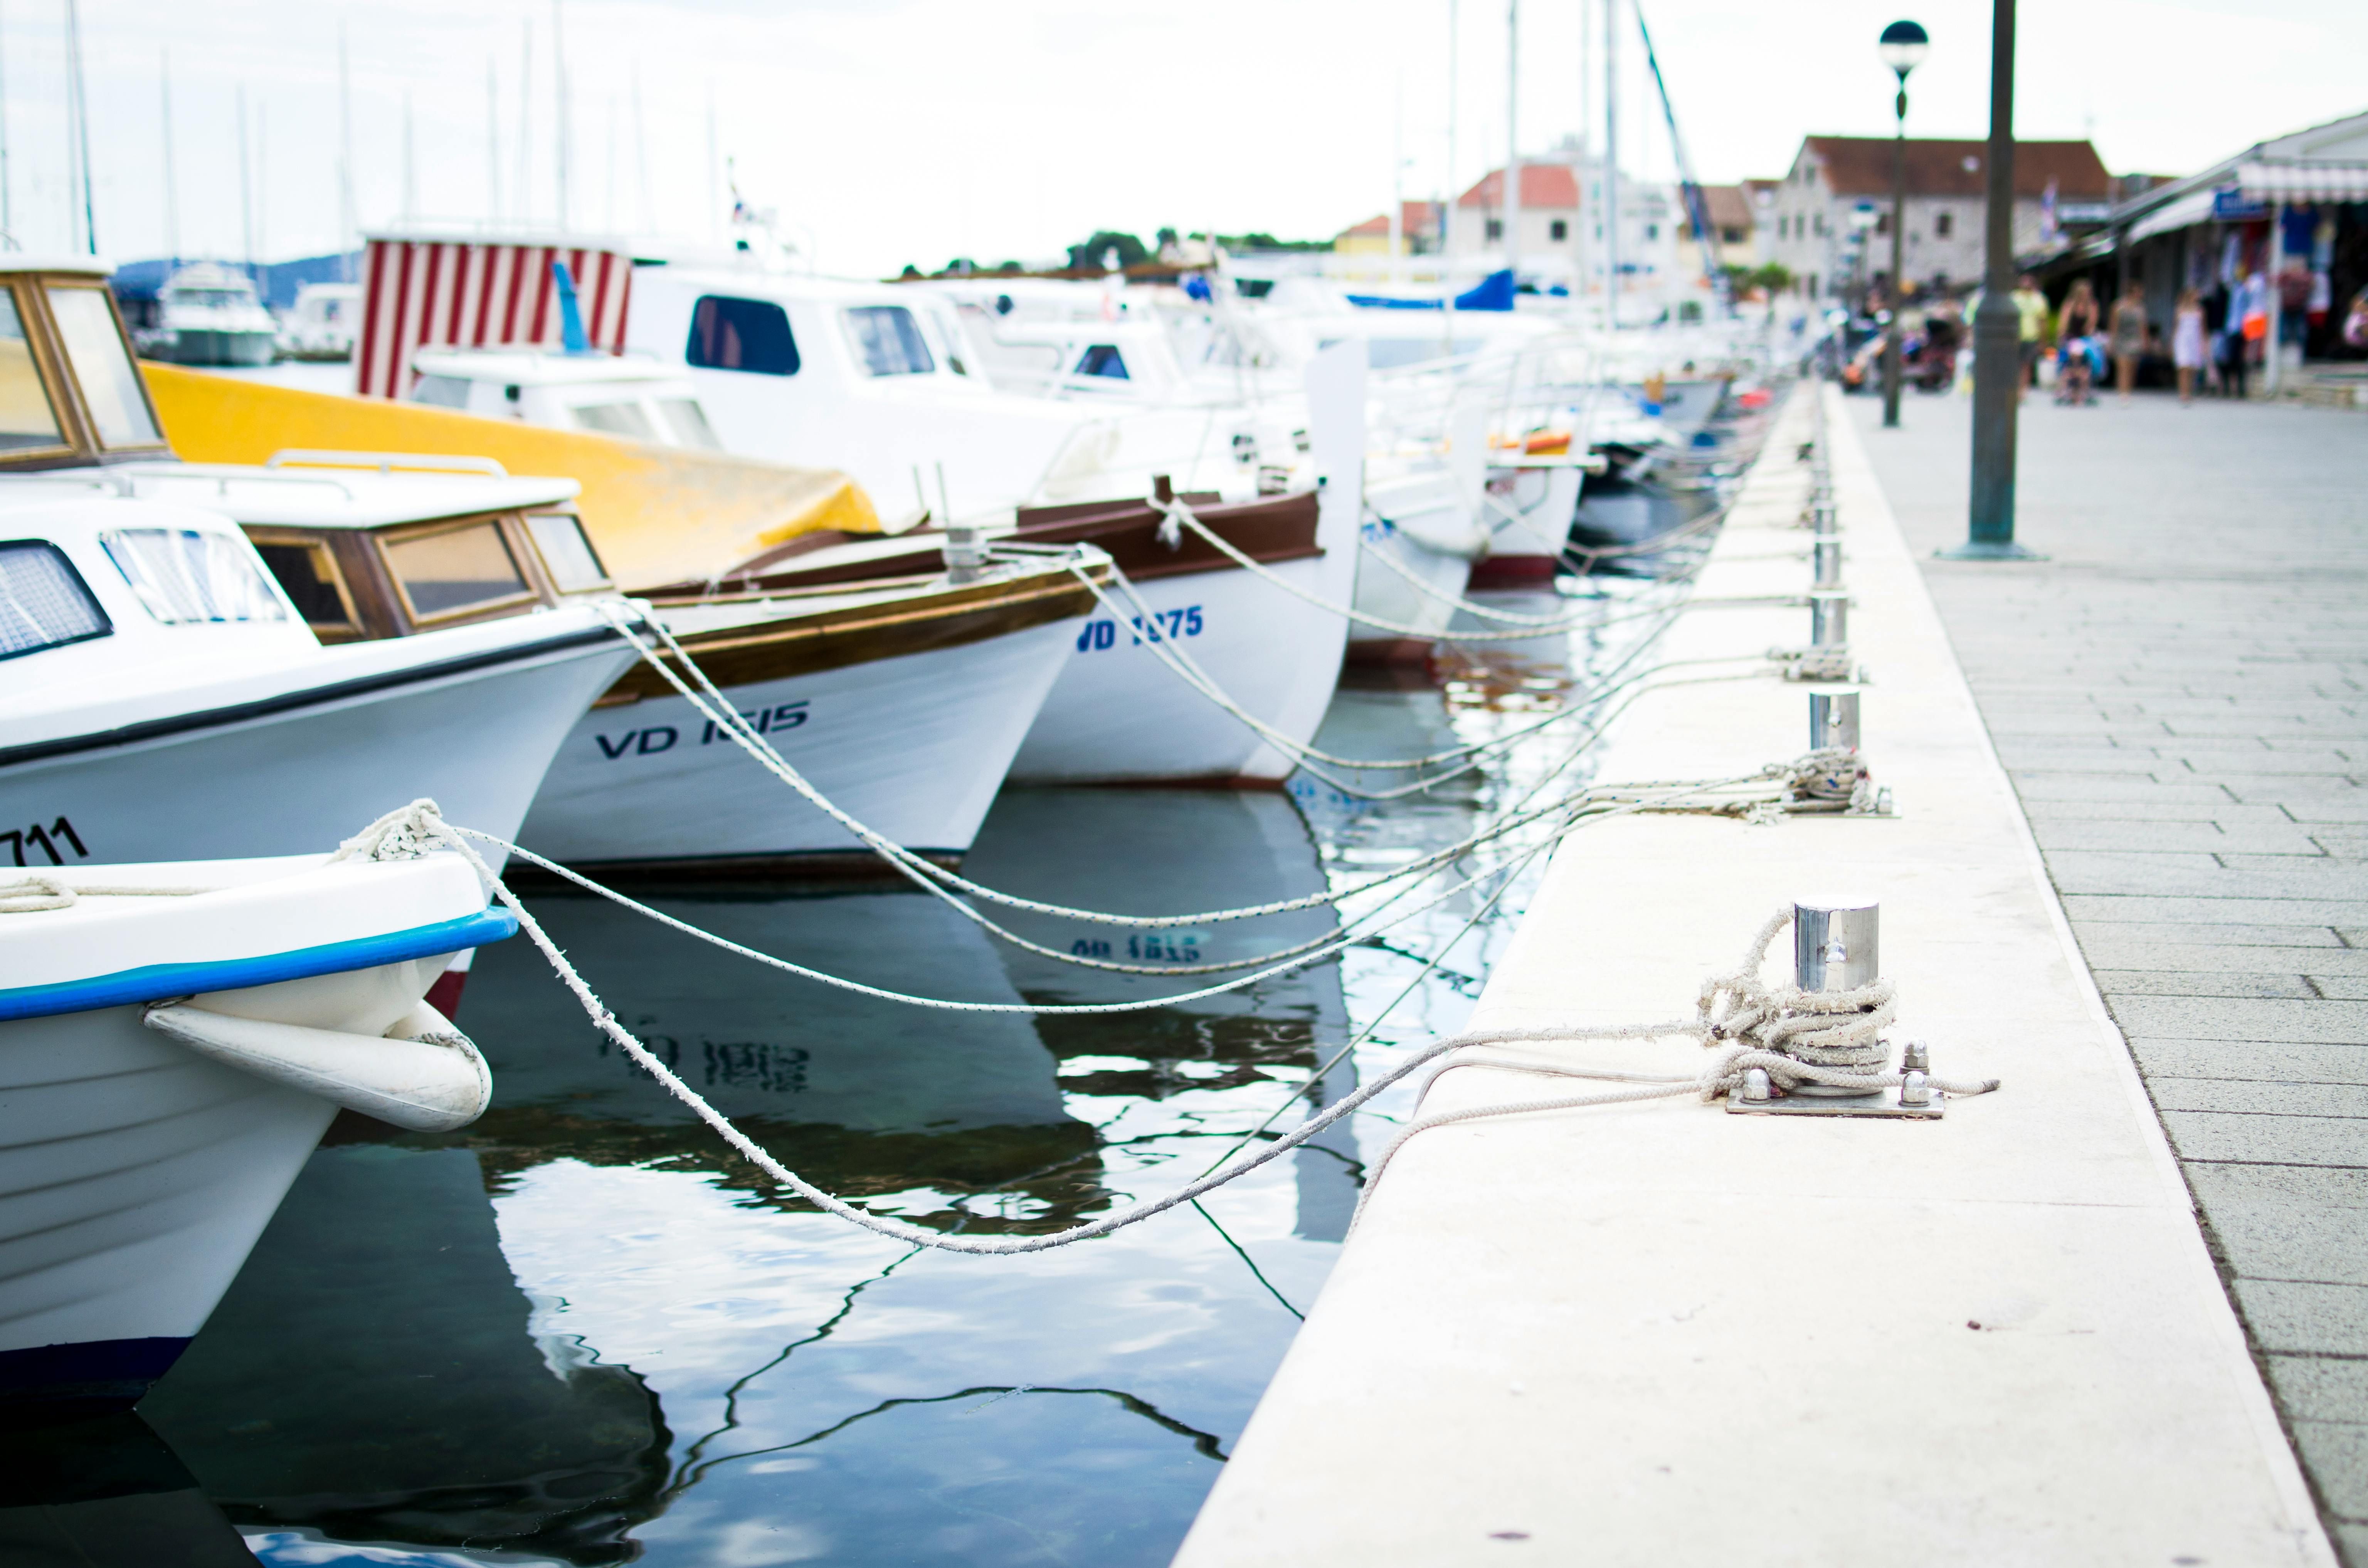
135, 262, 279, 368
518, 553, 1105, 870
0, 847, 509, 1414
277, 281, 360, 362
409, 344, 726, 450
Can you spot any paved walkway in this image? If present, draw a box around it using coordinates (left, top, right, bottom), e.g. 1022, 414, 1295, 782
1852, 388, 2368, 1565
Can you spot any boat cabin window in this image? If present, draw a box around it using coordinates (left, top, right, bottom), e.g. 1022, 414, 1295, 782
100, 529, 291, 625
409, 375, 473, 410
687, 296, 800, 376
0, 540, 110, 660
657, 397, 723, 450
571, 399, 659, 441
1075, 344, 1129, 380
46, 286, 161, 448
843, 306, 936, 377
0, 294, 64, 453
247, 533, 362, 639
523, 511, 612, 593
378, 517, 535, 622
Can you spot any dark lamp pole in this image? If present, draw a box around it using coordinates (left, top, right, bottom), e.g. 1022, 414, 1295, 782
1877, 20, 1926, 429
1939, 0, 2042, 559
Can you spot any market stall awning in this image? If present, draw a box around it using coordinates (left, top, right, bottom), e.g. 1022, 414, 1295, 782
2233, 160, 2368, 202
2128, 189, 2218, 244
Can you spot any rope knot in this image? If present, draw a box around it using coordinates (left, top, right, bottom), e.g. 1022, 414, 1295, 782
0, 874, 75, 914
331, 799, 452, 864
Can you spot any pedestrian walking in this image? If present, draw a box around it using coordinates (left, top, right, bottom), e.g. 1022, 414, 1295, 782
2012, 273, 2048, 398
2109, 281, 2148, 404
2345, 287, 2368, 353
2057, 279, 2101, 406
2173, 287, 2207, 405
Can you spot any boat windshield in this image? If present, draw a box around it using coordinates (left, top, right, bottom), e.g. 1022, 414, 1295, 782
572, 400, 659, 441
657, 397, 722, 450
101, 529, 290, 625
844, 306, 936, 377
0, 292, 64, 452
46, 286, 161, 448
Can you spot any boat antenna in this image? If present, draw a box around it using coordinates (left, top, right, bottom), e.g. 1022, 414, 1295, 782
1633, 0, 1725, 313
63, 0, 93, 253
160, 49, 179, 265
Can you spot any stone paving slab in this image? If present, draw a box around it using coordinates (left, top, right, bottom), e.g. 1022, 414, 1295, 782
1853, 391, 2368, 1561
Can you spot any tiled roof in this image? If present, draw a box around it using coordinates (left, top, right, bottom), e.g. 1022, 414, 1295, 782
1797, 136, 2111, 199
1456, 164, 1582, 209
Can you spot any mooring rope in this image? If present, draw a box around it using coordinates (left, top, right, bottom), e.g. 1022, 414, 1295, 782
334, 807, 1995, 1258
0, 877, 214, 913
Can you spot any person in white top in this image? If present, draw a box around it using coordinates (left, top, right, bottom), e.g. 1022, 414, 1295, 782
2172, 287, 2207, 407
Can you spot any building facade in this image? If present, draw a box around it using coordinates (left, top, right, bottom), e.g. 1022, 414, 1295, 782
1447, 150, 1686, 298
1765, 136, 2112, 301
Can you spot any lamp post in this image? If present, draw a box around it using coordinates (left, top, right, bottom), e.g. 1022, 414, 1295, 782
1940, 0, 2040, 559
1877, 20, 1927, 429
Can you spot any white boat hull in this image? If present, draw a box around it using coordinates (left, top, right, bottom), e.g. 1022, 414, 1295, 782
0, 638, 633, 871
518, 618, 1080, 867
1007, 551, 1348, 785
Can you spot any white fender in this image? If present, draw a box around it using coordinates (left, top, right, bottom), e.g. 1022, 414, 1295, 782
142, 998, 493, 1132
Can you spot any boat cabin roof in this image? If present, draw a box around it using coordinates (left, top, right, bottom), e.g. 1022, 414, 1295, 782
108, 462, 578, 528
411, 345, 684, 389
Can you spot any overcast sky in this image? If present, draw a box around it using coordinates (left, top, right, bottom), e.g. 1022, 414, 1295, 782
12, 0, 2365, 277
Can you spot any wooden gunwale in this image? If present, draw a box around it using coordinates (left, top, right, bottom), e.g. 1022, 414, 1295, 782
595, 563, 1105, 704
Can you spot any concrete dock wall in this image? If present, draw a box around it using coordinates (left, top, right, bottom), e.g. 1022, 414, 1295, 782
1174, 386, 2335, 1566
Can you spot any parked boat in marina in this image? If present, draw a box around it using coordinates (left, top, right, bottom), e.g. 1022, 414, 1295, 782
275, 281, 359, 363
133, 262, 279, 368
0, 849, 512, 1413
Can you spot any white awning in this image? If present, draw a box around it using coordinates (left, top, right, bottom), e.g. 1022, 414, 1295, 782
2128, 189, 2218, 243
2235, 161, 2368, 202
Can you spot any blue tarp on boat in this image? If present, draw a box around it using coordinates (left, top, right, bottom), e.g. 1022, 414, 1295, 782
1344, 269, 1516, 313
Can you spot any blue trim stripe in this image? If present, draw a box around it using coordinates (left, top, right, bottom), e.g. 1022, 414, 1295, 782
0, 906, 520, 1022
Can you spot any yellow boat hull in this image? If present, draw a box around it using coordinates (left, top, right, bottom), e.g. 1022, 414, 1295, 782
140, 362, 879, 589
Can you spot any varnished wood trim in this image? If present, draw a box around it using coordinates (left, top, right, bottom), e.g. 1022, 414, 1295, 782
597, 564, 1105, 702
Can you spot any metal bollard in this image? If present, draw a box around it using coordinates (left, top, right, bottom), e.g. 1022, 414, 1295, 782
1794, 898, 1880, 992
942, 526, 986, 585
1810, 590, 1850, 649
1813, 537, 1843, 587
1793, 897, 1882, 1101
1809, 691, 1860, 753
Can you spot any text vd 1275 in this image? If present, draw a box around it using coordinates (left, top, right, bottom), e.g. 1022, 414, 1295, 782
1076, 605, 1204, 653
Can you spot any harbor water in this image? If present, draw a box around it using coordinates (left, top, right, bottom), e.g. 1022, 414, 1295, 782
126, 417, 1765, 1566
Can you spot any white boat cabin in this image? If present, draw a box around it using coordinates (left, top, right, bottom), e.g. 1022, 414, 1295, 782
408, 346, 726, 452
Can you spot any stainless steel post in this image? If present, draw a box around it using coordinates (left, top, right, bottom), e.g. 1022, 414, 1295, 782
1810, 690, 1860, 752
1814, 537, 1843, 586
1795, 898, 1879, 992
1810, 590, 1850, 648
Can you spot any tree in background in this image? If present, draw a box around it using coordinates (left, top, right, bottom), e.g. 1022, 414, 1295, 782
1066, 231, 1150, 271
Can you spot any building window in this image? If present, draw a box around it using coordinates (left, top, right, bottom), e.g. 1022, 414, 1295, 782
1934, 212, 1954, 238
1485, 218, 1504, 241
1722, 227, 1743, 244
1549, 218, 1567, 241
1645, 224, 1658, 240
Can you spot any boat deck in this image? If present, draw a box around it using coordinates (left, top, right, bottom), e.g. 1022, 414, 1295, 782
1173, 385, 2336, 1566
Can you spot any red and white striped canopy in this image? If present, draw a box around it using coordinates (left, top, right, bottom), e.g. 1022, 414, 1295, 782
354, 237, 634, 400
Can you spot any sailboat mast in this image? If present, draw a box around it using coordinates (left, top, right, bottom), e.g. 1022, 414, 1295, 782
1575, 0, 1589, 316
516, 21, 533, 226
487, 57, 501, 222
552, 0, 570, 230
1502, 0, 1519, 282
1442, 0, 1456, 267
64, 0, 93, 253
338, 22, 355, 278
238, 86, 254, 274
160, 50, 178, 264
1603, 0, 1619, 327
0, 1, 13, 246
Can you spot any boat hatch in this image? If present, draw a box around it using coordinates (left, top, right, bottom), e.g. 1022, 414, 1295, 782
244, 505, 614, 642
0, 271, 170, 469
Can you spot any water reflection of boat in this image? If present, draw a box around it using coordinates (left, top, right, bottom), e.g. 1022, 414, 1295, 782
961, 788, 1360, 1240
139, 1142, 671, 1564
0, 1412, 257, 1565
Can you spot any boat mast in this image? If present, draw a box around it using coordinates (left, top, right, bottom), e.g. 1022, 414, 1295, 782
705, 82, 719, 242
1603, 0, 1619, 328
632, 63, 651, 232
0, 1, 14, 248
1388, 73, 1403, 288
552, 0, 570, 230
1443, 0, 1457, 348
1575, 0, 1589, 319
238, 86, 255, 275
63, 0, 93, 253
516, 20, 533, 226
256, 99, 268, 278
338, 22, 355, 278
1502, 0, 1519, 285
400, 92, 415, 224
160, 50, 178, 264
486, 57, 501, 223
